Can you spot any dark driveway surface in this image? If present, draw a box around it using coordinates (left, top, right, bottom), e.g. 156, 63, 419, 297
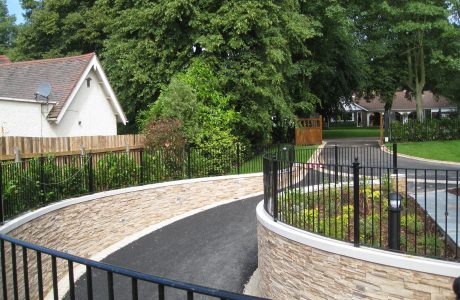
67, 195, 263, 299
325, 137, 460, 170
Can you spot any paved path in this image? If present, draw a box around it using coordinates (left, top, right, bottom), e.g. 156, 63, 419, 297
67, 195, 262, 299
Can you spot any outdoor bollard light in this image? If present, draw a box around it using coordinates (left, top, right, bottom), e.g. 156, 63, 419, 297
453, 276, 460, 300
388, 192, 403, 250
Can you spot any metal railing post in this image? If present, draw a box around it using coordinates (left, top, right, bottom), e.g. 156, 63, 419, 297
187, 146, 191, 179
353, 158, 360, 247
39, 155, 45, 204
272, 156, 279, 222
288, 145, 294, 186
139, 148, 144, 184
334, 144, 339, 183
393, 143, 398, 174
237, 143, 240, 175
0, 163, 3, 224
88, 153, 94, 193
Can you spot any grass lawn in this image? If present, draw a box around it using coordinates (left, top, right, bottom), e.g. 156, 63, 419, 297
323, 127, 380, 139
394, 140, 460, 163
235, 144, 319, 174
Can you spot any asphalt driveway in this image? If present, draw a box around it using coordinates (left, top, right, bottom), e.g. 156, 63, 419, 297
66, 195, 263, 299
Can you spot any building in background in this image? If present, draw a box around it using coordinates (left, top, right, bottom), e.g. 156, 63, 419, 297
0, 53, 127, 137
333, 91, 457, 127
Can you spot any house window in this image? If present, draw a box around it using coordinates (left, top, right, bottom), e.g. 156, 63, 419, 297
86, 78, 92, 88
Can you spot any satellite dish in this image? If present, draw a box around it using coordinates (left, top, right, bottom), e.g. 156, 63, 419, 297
35, 83, 52, 100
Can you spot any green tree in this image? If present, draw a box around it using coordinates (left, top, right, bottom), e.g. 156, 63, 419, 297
101, 0, 321, 143
12, 0, 103, 60
196, 0, 320, 144
139, 59, 239, 148
0, 0, 16, 54
301, 1, 366, 124
354, 0, 458, 121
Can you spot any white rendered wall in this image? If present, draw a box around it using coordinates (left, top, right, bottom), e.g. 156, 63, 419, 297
53, 70, 117, 137
0, 70, 117, 137
0, 100, 51, 137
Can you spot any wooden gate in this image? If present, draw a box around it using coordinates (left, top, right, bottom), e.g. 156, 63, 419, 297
295, 117, 322, 145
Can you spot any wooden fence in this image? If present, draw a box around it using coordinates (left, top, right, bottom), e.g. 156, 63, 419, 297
0, 134, 145, 160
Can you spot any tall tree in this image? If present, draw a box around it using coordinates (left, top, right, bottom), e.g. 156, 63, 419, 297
0, 0, 16, 54
391, 1, 452, 121
13, 0, 103, 60
301, 1, 366, 124
102, 0, 321, 142
354, 0, 457, 121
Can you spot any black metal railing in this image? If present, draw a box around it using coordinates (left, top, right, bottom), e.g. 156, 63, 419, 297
0, 143, 395, 223
263, 153, 460, 261
0, 234, 264, 300
0, 143, 326, 223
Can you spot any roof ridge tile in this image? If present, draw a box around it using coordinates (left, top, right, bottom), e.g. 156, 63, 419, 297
0, 53, 95, 68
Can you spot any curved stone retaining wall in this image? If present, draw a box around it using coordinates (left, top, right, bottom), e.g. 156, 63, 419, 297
1, 174, 262, 300
257, 202, 459, 299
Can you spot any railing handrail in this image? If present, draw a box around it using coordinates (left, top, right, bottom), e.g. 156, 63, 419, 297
0, 233, 264, 300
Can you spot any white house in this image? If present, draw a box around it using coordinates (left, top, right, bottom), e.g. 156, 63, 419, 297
0, 53, 127, 137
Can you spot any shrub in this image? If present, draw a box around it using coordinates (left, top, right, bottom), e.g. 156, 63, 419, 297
93, 153, 140, 191
390, 119, 460, 142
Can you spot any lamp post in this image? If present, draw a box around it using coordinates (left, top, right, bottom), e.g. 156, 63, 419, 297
388, 192, 402, 250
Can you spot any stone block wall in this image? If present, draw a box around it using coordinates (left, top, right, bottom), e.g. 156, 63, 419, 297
258, 223, 456, 299
1, 175, 262, 299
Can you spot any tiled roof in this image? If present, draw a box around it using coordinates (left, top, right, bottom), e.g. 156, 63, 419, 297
0, 53, 95, 119
356, 91, 455, 111
0, 55, 11, 64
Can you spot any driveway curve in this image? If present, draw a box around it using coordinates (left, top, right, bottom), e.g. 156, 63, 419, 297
67, 195, 263, 299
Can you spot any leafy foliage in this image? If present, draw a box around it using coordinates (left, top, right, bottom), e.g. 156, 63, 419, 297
143, 118, 186, 152
7, 0, 460, 139
139, 60, 239, 151
352, 0, 460, 119
0, 0, 15, 54
11, 0, 104, 60
390, 119, 460, 142
94, 153, 140, 190
1, 156, 87, 218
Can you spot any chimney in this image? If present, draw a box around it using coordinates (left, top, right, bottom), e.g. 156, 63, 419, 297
0, 55, 11, 65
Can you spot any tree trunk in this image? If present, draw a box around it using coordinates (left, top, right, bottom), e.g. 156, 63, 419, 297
415, 87, 424, 122
406, 33, 426, 122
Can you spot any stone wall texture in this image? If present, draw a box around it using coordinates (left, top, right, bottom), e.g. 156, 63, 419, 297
258, 222, 456, 300
1, 175, 262, 300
